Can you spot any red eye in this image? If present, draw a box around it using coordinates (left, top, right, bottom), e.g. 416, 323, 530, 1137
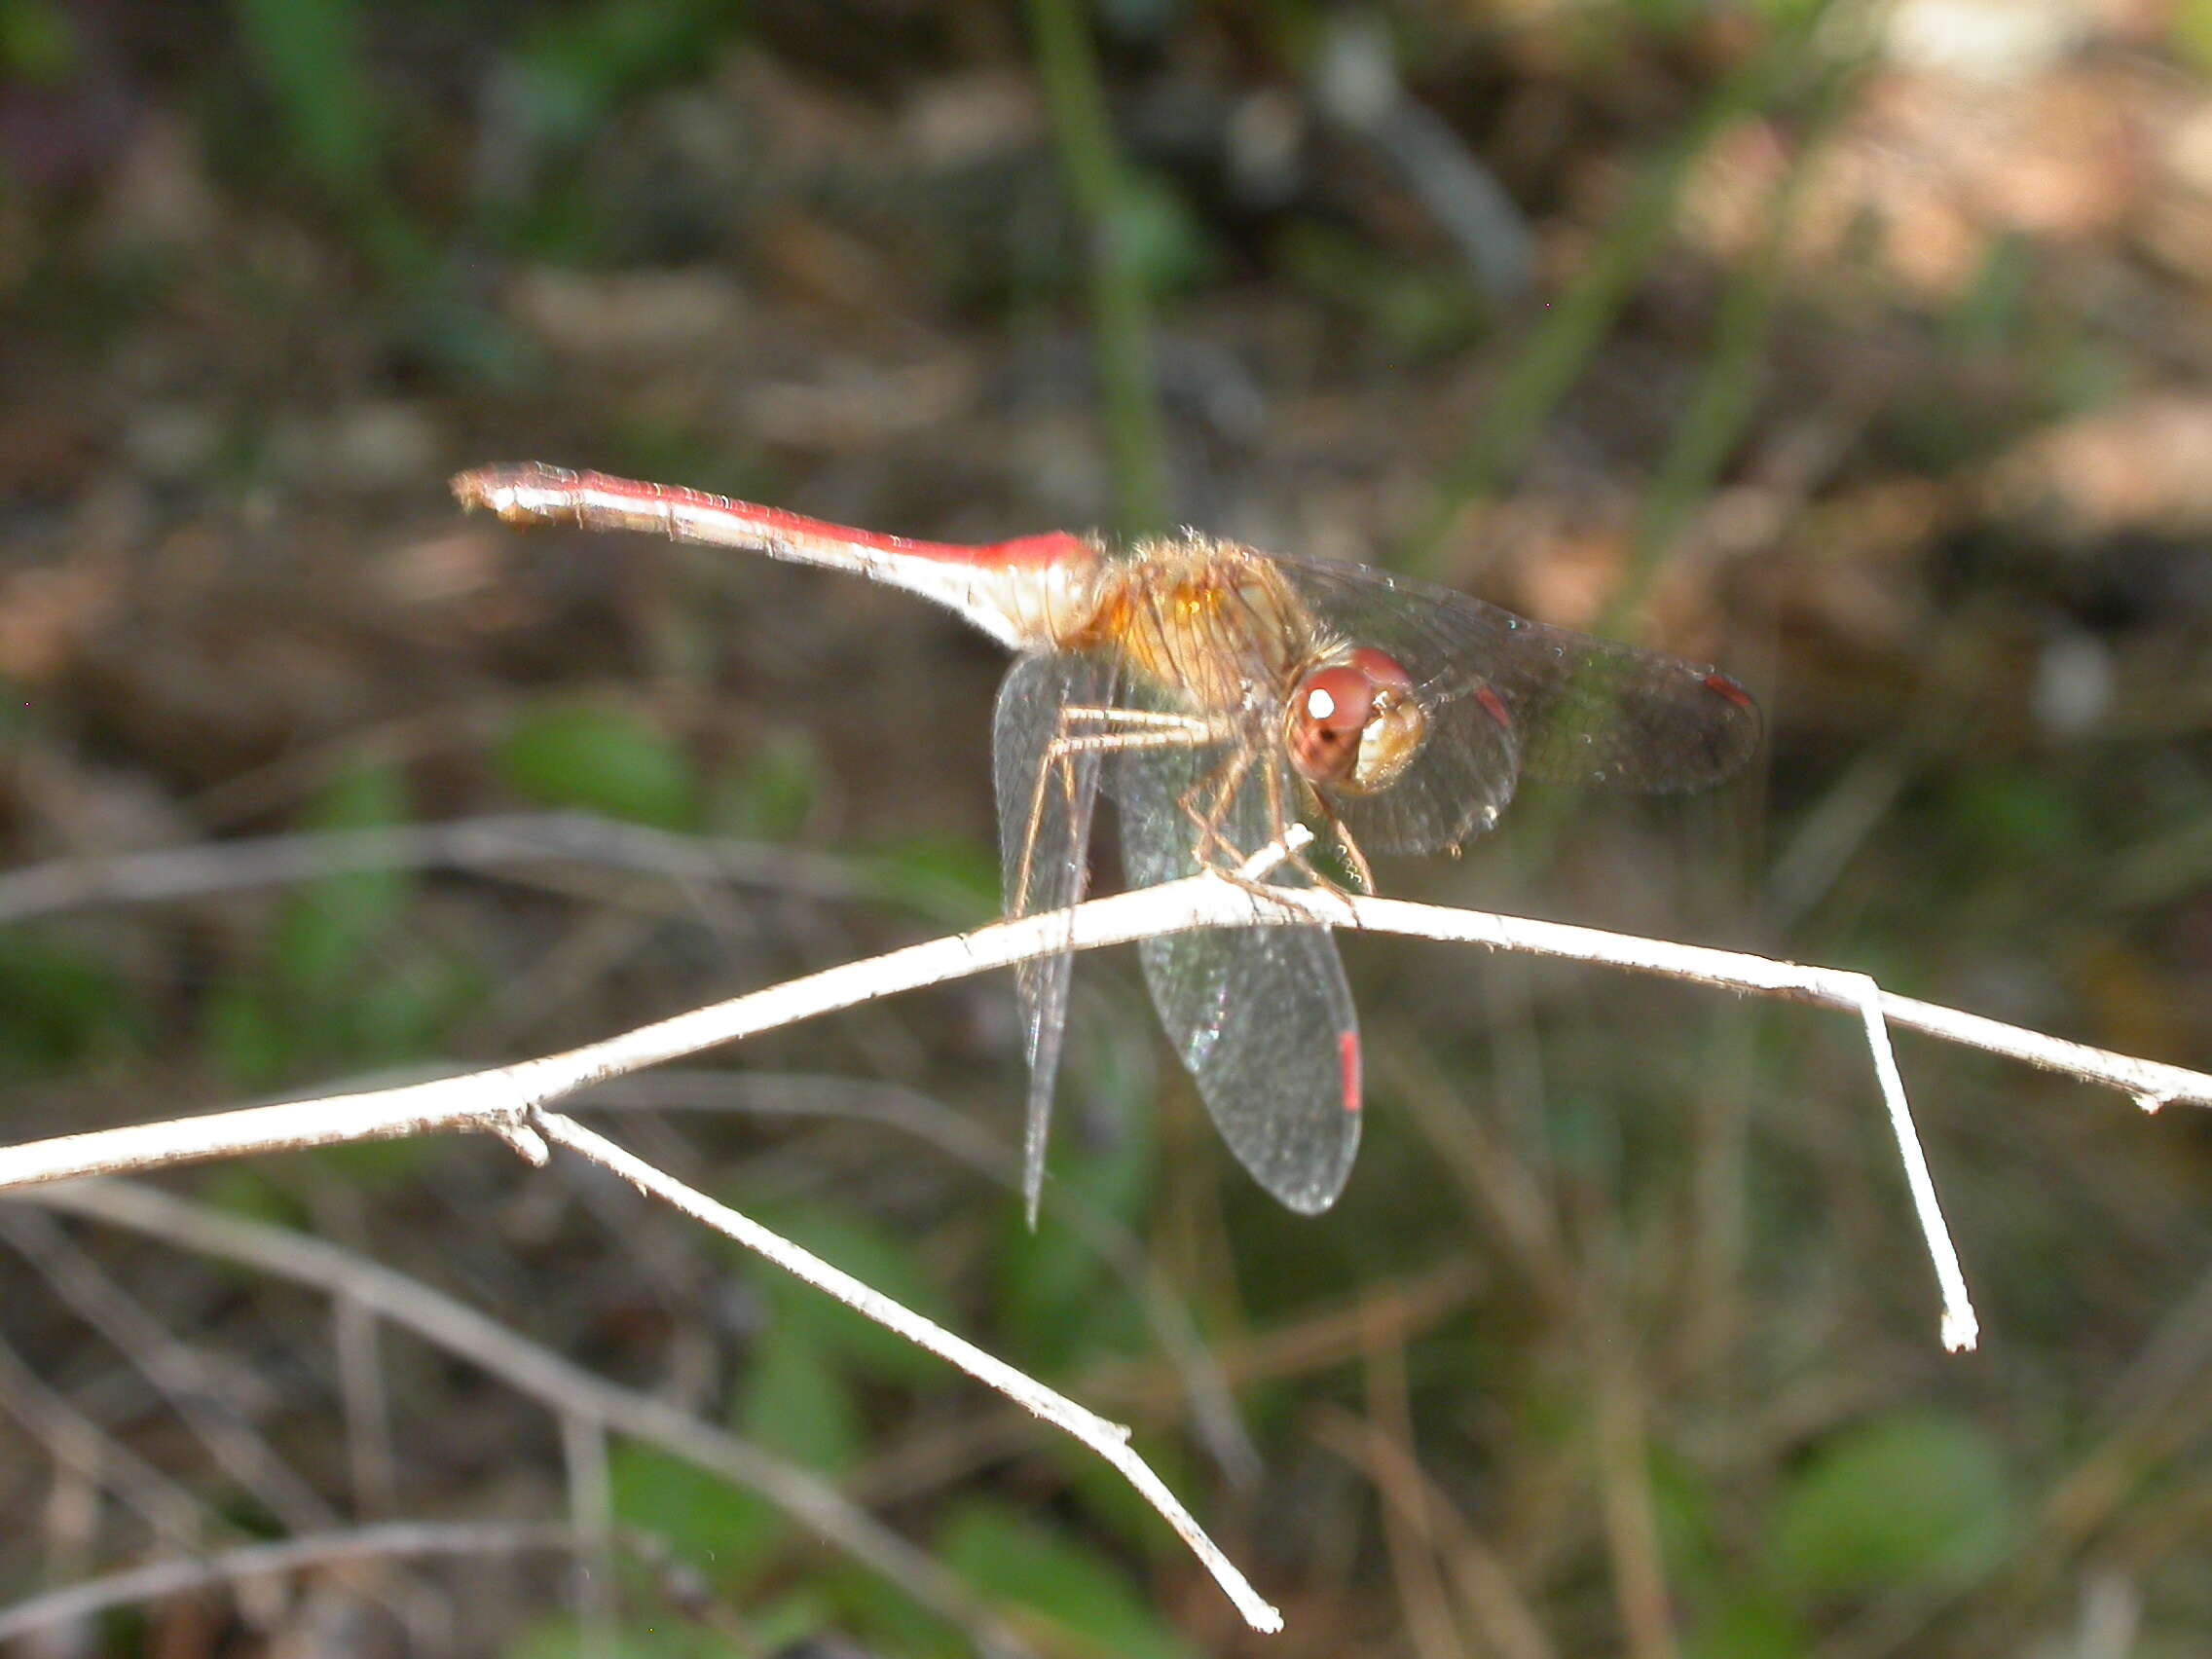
1288, 665, 1373, 782
1302, 666, 1374, 732
1287, 647, 1426, 791
1343, 646, 1413, 693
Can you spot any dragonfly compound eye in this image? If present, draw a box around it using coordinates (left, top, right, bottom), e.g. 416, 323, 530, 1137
1287, 646, 1426, 793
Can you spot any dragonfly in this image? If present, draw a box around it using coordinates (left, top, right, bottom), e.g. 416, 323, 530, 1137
454, 462, 1759, 1219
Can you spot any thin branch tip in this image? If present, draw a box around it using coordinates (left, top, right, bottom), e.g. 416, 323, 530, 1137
491, 1118, 550, 1166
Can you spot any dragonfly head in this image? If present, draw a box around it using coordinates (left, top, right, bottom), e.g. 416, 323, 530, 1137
1286, 645, 1426, 795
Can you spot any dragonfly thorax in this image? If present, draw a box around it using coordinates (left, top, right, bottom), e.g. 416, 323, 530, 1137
1071, 538, 1431, 797
1073, 536, 1319, 717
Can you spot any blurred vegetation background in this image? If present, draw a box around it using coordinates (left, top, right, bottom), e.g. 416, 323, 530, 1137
4, 0, 2212, 1654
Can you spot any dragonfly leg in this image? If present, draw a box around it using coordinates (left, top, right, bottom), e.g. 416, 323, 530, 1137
1300, 791, 1377, 895
1165, 745, 1366, 904
1008, 713, 1077, 923
1332, 820, 1378, 894
1173, 745, 1353, 913
1175, 744, 1261, 876
1059, 705, 1218, 732
1012, 704, 1221, 920
1260, 755, 1314, 884
1241, 757, 1361, 919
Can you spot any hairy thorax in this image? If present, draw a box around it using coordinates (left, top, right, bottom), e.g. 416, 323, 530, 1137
1066, 537, 1322, 717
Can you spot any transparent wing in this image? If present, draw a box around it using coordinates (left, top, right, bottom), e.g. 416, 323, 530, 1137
1271, 554, 1761, 855
993, 650, 1117, 1225
1113, 715, 1362, 1216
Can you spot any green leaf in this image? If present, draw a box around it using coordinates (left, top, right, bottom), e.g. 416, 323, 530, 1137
1649, 1442, 1723, 1593
1943, 766, 2084, 860
711, 731, 822, 842
728, 1200, 957, 1388
607, 1444, 780, 1588
231, 0, 381, 198
335, 954, 483, 1065
272, 762, 413, 1000
208, 956, 476, 1089
1945, 234, 2035, 357
821, 1565, 968, 1659
997, 1005, 1157, 1370
270, 898, 369, 1002
692, 1320, 866, 1573
734, 1592, 836, 1655
511, 0, 742, 150
1109, 170, 1214, 297
311, 1135, 432, 1186
1277, 223, 1488, 356
937, 1500, 1195, 1659
501, 1614, 703, 1659
203, 974, 292, 1088
203, 761, 473, 1082
738, 1320, 862, 1475
2176, 0, 2212, 72
855, 833, 1000, 924
1772, 1411, 2016, 1596
499, 703, 698, 830
0, 930, 132, 1080
0, 0, 75, 81
196, 1166, 312, 1232
1053, 1429, 1194, 1565
1684, 1592, 1808, 1659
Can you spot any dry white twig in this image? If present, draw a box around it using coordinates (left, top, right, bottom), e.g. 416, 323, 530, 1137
0, 1520, 587, 1645
0, 811, 860, 925
579, 1067, 1260, 1483
14, 1178, 1032, 1653
7, 872, 2210, 1625
532, 1111, 1285, 1632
